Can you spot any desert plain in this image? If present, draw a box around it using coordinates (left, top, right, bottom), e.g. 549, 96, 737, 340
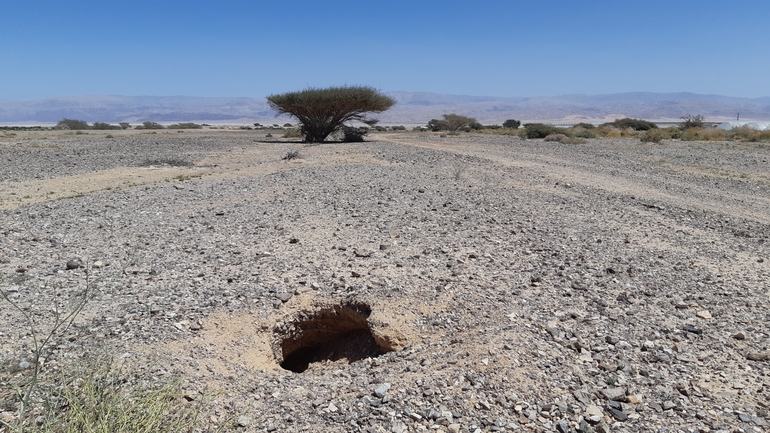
1, 129, 769, 432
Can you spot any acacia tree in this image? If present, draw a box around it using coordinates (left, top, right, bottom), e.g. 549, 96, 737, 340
266, 86, 396, 143
427, 114, 478, 132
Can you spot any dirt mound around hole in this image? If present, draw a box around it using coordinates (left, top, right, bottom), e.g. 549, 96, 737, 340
274, 301, 395, 373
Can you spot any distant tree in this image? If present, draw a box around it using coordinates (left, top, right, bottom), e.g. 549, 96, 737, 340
119, 122, 130, 130
503, 119, 521, 129
679, 114, 705, 130
56, 118, 89, 130
167, 122, 202, 129
266, 85, 396, 143
91, 122, 121, 130
139, 121, 165, 129
427, 114, 478, 132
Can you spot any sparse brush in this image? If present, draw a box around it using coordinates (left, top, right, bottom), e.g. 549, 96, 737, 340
451, 164, 467, 181
640, 128, 666, 143
35, 361, 202, 433
544, 133, 587, 144
282, 150, 301, 160
139, 158, 194, 167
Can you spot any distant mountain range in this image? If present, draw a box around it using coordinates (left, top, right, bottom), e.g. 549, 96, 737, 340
1, 92, 769, 125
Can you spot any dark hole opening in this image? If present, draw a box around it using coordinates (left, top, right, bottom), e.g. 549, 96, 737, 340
277, 302, 389, 373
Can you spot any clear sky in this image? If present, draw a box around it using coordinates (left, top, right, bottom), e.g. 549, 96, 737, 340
2, 0, 769, 100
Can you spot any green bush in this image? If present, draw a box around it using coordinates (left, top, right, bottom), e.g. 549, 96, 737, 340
91, 122, 121, 130
137, 121, 165, 130
167, 122, 202, 129
56, 119, 89, 130
391, 125, 406, 131
602, 118, 657, 131
502, 119, 521, 129
523, 123, 570, 139
427, 114, 479, 131
119, 122, 130, 130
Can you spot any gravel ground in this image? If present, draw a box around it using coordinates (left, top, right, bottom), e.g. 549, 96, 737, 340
1, 129, 769, 432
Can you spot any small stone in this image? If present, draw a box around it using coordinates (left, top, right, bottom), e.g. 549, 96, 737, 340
448, 424, 461, 433
350, 271, 362, 277
276, 292, 293, 303
696, 310, 712, 319
18, 360, 31, 369
626, 395, 640, 404
733, 332, 746, 340
683, 325, 703, 335
66, 258, 83, 270
747, 352, 770, 361
374, 383, 391, 398
662, 400, 677, 410
585, 405, 603, 423
602, 387, 627, 402
92, 260, 103, 268
236, 415, 251, 427
288, 238, 299, 244
391, 421, 408, 433
609, 407, 628, 421
556, 421, 570, 433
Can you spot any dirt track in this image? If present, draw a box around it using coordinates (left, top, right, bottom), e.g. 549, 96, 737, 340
1, 129, 769, 432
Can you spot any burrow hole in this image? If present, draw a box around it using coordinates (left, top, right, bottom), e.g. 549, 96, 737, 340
275, 302, 392, 373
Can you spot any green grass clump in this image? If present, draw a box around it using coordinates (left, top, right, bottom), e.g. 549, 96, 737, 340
32, 363, 202, 433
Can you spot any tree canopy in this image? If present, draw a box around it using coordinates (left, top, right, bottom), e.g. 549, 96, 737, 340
266, 86, 396, 143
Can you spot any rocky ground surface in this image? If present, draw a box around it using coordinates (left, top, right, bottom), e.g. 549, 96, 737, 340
1, 129, 769, 432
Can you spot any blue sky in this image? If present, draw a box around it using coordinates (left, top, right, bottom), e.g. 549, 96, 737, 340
2, 0, 769, 100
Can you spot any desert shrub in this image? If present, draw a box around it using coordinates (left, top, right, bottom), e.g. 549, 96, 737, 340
523, 123, 570, 139
91, 122, 121, 130
503, 119, 521, 129
137, 121, 165, 130
544, 134, 568, 142
572, 129, 596, 139
428, 114, 478, 131
374, 125, 386, 131
283, 128, 303, 139
119, 122, 130, 130
573, 122, 595, 129
265, 133, 273, 138
282, 150, 301, 160
602, 118, 657, 131
37, 361, 202, 433
167, 122, 202, 129
339, 126, 368, 142
267, 85, 395, 143
679, 114, 705, 130
544, 133, 587, 144
640, 128, 666, 143
56, 118, 89, 130
391, 125, 406, 130
283, 123, 293, 127
596, 126, 622, 138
